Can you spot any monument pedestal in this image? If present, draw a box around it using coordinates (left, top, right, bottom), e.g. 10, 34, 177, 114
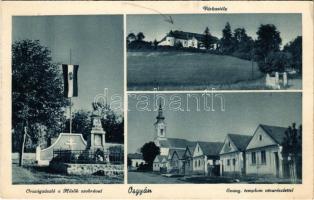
86, 113, 109, 162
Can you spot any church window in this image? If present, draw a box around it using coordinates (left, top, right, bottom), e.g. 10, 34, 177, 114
232, 159, 236, 166
198, 160, 201, 167
228, 142, 231, 147
227, 159, 230, 166
259, 135, 262, 141
160, 129, 164, 135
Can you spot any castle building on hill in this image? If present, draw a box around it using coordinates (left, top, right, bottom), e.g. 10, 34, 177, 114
158, 30, 219, 50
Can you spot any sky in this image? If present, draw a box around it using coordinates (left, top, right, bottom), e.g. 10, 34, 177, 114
13, 15, 124, 113
127, 14, 302, 48
127, 92, 302, 153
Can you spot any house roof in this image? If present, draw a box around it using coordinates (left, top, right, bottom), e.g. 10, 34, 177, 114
228, 133, 252, 151
259, 124, 288, 144
172, 149, 186, 160
168, 149, 176, 158
159, 138, 196, 149
128, 153, 143, 160
197, 141, 224, 156
160, 30, 218, 43
154, 155, 167, 163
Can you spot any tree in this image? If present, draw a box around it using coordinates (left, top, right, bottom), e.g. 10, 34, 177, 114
220, 22, 234, 54
203, 27, 214, 50
97, 103, 124, 144
255, 24, 282, 64
64, 110, 92, 140
257, 51, 292, 73
232, 28, 254, 60
283, 36, 302, 73
136, 32, 145, 42
140, 142, 160, 170
126, 33, 136, 44
174, 41, 183, 49
12, 40, 68, 166
282, 123, 302, 182
153, 39, 158, 49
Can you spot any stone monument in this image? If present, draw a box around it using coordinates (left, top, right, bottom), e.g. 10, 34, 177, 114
87, 102, 107, 150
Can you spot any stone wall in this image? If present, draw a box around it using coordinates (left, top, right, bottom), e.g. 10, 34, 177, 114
50, 162, 124, 176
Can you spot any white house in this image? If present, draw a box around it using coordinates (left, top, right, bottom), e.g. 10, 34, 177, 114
128, 153, 146, 170
192, 141, 223, 176
169, 149, 186, 174
153, 155, 168, 172
245, 124, 289, 178
158, 30, 218, 50
219, 134, 252, 176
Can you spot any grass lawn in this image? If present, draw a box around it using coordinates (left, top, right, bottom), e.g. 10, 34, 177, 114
127, 51, 264, 90
12, 160, 123, 184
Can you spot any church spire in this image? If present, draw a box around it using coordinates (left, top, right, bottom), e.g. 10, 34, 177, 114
156, 101, 165, 121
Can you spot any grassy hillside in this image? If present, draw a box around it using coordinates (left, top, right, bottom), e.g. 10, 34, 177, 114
127, 51, 263, 90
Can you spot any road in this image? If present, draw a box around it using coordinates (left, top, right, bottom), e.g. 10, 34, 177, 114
128, 171, 187, 184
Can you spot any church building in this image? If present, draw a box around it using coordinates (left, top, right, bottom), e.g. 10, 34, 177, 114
153, 103, 196, 172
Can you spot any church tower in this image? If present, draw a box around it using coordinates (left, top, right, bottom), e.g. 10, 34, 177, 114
154, 102, 167, 141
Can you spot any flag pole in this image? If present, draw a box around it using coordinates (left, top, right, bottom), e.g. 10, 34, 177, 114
69, 49, 72, 134
70, 97, 72, 134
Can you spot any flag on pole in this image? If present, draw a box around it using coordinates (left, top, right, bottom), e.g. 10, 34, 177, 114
62, 64, 79, 97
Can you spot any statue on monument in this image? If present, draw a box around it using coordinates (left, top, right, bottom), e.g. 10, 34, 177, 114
92, 102, 103, 129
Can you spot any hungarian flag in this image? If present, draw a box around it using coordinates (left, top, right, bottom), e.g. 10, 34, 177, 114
62, 64, 79, 97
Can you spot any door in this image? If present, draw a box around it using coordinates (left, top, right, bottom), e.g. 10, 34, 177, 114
274, 152, 280, 177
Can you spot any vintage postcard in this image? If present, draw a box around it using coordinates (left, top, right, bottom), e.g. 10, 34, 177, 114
0, 1, 313, 199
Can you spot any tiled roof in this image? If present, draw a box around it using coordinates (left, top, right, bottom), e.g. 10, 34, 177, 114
154, 155, 167, 163
173, 149, 186, 159
228, 134, 252, 151
197, 141, 224, 156
259, 124, 288, 144
160, 30, 218, 43
128, 153, 143, 160
159, 138, 196, 149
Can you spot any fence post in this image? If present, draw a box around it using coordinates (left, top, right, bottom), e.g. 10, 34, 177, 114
283, 72, 288, 87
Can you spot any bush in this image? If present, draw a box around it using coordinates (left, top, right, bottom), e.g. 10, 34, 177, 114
137, 163, 151, 172
258, 51, 292, 73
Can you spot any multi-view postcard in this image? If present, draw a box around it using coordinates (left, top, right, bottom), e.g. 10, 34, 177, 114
0, 1, 313, 200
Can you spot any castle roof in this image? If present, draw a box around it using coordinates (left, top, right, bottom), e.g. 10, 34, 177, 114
160, 30, 219, 42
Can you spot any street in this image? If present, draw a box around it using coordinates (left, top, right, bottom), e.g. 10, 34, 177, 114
128, 171, 187, 184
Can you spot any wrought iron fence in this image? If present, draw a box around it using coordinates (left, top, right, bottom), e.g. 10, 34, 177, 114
52, 149, 124, 165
